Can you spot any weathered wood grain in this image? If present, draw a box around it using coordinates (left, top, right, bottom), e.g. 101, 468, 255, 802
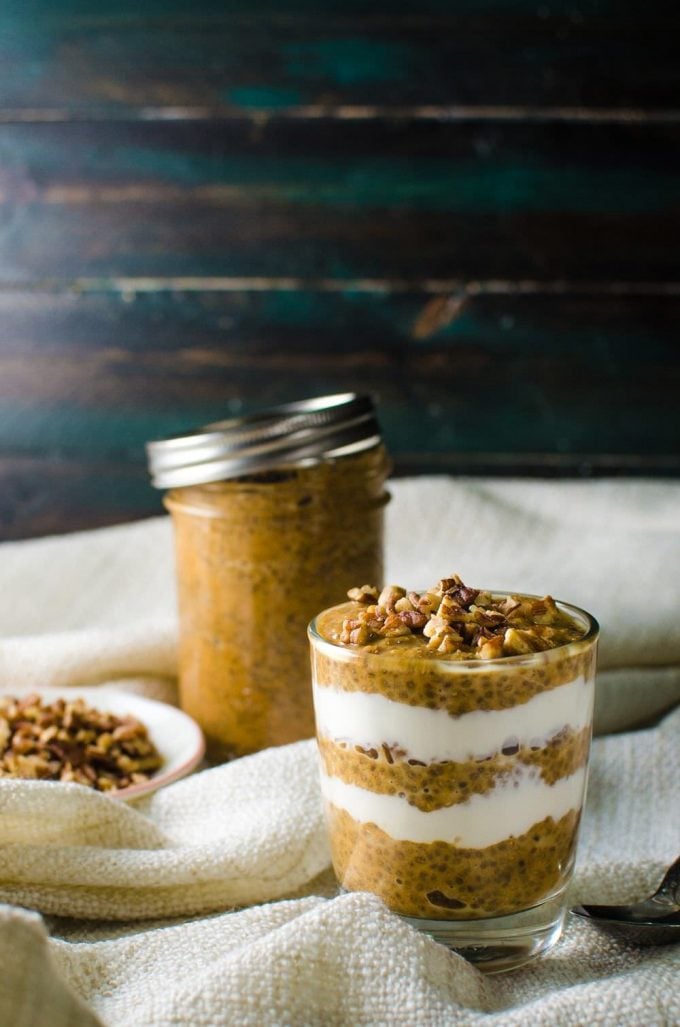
0, 1, 677, 540
0, 2, 678, 113
0, 289, 677, 462
0, 281, 677, 539
0, 118, 678, 282
4, 446, 679, 543
0, 456, 158, 540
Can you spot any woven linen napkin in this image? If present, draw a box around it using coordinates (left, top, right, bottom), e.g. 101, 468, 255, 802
0, 477, 679, 1026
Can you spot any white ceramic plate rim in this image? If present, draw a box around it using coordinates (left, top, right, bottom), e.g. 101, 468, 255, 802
4, 686, 205, 800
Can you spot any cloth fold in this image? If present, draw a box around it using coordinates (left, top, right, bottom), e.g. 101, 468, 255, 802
0, 741, 328, 920
1, 705, 678, 1026
0, 477, 678, 1025
4, 889, 674, 1027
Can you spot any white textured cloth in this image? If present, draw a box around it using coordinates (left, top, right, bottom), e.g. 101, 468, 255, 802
0, 477, 678, 1026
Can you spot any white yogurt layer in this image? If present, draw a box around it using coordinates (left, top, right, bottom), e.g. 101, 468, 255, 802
320, 765, 587, 848
313, 675, 593, 763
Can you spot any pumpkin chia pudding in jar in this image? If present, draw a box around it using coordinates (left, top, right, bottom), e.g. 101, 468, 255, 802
147, 394, 390, 762
309, 576, 599, 971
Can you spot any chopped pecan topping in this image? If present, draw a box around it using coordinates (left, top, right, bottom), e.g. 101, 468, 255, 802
449, 585, 480, 609
437, 595, 466, 623
377, 585, 407, 612
381, 613, 412, 637
434, 575, 463, 593
347, 585, 380, 605
341, 576, 582, 657
478, 635, 505, 660
397, 609, 428, 631
407, 591, 440, 615
0, 694, 163, 791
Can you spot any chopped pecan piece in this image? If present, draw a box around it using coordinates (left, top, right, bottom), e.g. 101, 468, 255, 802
347, 585, 380, 605
434, 575, 463, 595
397, 609, 428, 630
381, 613, 412, 637
503, 628, 541, 655
377, 585, 407, 612
478, 635, 505, 660
349, 624, 371, 645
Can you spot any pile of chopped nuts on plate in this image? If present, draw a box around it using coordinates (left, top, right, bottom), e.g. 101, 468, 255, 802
0, 693, 163, 791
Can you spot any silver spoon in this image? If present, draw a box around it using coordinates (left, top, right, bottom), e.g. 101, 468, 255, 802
571, 856, 680, 946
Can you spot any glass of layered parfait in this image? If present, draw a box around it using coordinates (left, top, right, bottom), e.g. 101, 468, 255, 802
308, 576, 599, 972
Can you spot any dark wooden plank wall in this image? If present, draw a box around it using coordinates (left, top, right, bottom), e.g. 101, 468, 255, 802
0, 1, 678, 539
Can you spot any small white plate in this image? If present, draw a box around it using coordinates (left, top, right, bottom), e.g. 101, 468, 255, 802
9, 687, 205, 800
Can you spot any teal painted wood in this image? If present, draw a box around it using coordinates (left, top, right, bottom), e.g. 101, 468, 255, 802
0, 290, 677, 464
0, 119, 678, 282
0, 455, 156, 540
4, 120, 677, 211
0, 0, 677, 539
0, 2, 678, 111
1, 284, 678, 539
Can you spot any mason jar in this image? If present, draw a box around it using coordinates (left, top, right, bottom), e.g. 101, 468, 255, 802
147, 394, 390, 761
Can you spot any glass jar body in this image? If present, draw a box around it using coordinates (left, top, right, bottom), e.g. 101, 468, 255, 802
166, 445, 389, 761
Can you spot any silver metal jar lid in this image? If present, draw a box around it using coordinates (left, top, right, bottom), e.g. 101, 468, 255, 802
146, 393, 383, 489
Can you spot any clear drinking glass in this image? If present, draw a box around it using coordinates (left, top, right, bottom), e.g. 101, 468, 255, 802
309, 594, 599, 972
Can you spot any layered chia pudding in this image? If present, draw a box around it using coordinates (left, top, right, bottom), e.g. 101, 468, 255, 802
309, 576, 598, 966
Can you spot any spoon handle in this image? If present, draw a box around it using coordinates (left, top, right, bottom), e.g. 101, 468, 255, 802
657, 855, 680, 903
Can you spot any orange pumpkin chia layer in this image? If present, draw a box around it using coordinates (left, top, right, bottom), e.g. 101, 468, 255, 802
166, 444, 389, 760
317, 725, 590, 812
328, 804, 580, 920
313, 581, 593, 716
313, 641, 593, 715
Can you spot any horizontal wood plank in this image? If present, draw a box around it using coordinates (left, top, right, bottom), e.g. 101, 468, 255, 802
0, 288, 677, 460
2, 448, 678, 542
0, 456, 158, 539
1, 119, 678, 282
0, 2, 678, 113
1, 284, 677, 538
